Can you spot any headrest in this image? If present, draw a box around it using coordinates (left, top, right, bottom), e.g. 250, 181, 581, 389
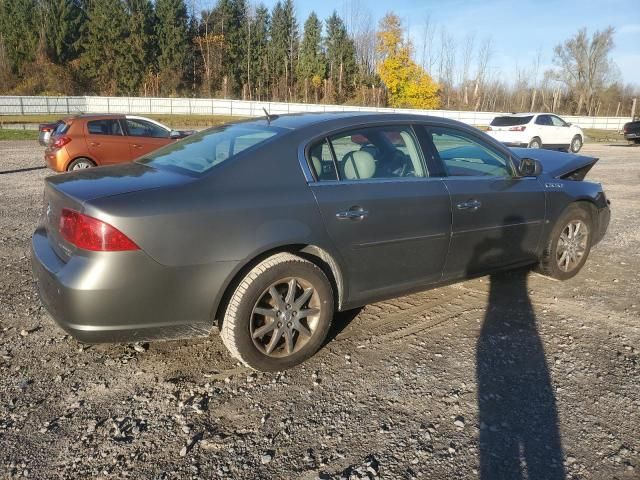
311, 154, 322, 177
342, 150, 375, 180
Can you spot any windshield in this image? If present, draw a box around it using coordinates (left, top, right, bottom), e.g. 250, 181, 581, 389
490, 116, 533, 127
138, 123, 283, 174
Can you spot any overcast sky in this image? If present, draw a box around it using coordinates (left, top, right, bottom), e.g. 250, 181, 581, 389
261, 0, 640, 86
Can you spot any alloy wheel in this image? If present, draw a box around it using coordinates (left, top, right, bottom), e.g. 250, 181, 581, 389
556, 220, 589, 272
250, 277, 321, 357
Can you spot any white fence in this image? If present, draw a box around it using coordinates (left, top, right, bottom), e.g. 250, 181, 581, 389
0, 95, 632, 130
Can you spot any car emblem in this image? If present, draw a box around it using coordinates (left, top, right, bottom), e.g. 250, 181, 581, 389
545, 182, 563, 189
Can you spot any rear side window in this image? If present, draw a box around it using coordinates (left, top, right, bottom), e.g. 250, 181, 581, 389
490, 116, 533, 127
308, 139, 338, 181
535, 115, 552, 126
138, 123, 282, 174
87, 119, 123, 136
309, 125, 427, 181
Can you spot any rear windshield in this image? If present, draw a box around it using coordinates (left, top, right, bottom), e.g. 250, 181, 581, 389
490, 116, 533, 127
53, 121, 70, 136
138, 123, 283, 174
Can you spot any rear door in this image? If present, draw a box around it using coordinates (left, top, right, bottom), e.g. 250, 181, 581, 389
85, 119, 131, 165
308, 124, 451, 304
123, 118, 172, 159
423, 125, 546, 278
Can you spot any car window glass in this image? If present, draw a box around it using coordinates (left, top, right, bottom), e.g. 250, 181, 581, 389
138, 124, 282, 174
308, 139, 338, 181
535, 115, 552, 126
490, 116, 533, 127
328, 125, 426, 181
429, 127, 512, 177
550, 116, 566, 127
87, 119, 123, 136
125, 119, 169, 138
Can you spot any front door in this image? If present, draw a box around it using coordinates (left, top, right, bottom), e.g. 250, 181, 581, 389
85, 118, 131, 165
308, 125, 451, 304
424, 125, 546, 278
123, 118, 173, 159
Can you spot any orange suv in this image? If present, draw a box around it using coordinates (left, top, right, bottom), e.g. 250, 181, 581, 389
44, 114, 194, 172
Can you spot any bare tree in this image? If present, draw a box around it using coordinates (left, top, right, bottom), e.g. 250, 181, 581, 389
547, 27, 616, 115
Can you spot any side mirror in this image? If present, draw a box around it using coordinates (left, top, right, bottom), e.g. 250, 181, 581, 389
518, 158, 542, 177
169, 130, 182, 139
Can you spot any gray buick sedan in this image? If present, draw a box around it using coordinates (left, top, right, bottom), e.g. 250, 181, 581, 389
31, 112, 610, 371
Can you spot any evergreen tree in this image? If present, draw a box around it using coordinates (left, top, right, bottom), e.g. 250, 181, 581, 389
268, 0, 297, 101
40, 0, 87, 65
0, 0, 39, 74
80, 0, 128, 94
215, 0, 247, 97
325, 11, 357, 102
155, 0, 189, 95
297, 12, 325, 102
120, 0, 155, 94
249, 4, 270, 100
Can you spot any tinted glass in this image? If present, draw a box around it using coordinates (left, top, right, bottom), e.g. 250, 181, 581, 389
138, 123, 282, 174
87, 119, 123, 136
535, 115, 552, 126
126, 119, 168, 138
308, 139, 338, 181
490, 116, 533, 127
429, 127, 512, 177
53, 121, 70, 136
328, 125, 426, 180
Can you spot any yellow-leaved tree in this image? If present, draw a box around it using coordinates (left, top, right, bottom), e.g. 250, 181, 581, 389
377, 13, 440, 109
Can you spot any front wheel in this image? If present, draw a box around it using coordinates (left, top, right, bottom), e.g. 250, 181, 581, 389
538, 204, 593, 280
570, 135, 583, 153
220, 253, 334, 371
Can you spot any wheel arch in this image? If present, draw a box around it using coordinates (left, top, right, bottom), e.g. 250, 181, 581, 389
212, 244, 346, 328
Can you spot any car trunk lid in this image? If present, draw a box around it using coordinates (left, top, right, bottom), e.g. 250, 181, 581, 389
42, 163, 196, 261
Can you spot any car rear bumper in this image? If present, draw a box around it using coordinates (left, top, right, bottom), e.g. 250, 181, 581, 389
624, 133, 640, 140
30, 226, 236, 343
44, 147, 70, 172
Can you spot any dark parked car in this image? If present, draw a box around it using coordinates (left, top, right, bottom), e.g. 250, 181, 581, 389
623, 120, 640, 144
31, 113, 610, 371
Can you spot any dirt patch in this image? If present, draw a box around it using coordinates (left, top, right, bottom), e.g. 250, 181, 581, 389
1, 141, 639, 479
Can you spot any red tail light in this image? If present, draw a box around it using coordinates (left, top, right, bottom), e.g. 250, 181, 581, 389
52, 136, 71, 149
59, 209, 139, 251
509, 126, 527, 132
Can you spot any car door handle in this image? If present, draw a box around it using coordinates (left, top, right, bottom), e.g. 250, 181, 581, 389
336, 206, 368, 220
132, 144, 143, 149
90, 142, 100, 147
456, 199, 482, 211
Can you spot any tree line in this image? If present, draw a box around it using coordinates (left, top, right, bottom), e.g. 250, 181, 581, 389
0, 0, 636, 116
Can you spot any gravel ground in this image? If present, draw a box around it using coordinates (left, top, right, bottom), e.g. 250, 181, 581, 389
0, 141, 639, 480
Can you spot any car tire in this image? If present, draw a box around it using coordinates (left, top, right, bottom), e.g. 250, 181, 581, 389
528, 137, 542, 149
67, 158, 96, 171
538, 203, 593, 280
220, 253, 334, 371
570, 135, 583, 153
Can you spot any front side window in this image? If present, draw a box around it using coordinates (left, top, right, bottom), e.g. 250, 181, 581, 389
550, 115, 567, 127
429, 127, 513, 177
319, 125, 426, 181
125, 119, 169, 138
138, 123, 282, 174
87, 119, 123, 136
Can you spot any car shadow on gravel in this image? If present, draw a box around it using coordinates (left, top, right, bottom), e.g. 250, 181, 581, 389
472, 219, 566, 479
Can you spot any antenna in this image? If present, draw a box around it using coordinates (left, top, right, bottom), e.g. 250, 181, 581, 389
262, 107, 272, 124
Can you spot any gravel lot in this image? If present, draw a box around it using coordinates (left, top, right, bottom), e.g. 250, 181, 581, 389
1, 141, 639, 479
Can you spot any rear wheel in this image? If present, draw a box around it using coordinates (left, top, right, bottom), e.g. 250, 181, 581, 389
570, 135, 583, 153
220, 253, 334, 371
538, 204, 593, 280
67, 158, 95, 171
528, 137, 542, 149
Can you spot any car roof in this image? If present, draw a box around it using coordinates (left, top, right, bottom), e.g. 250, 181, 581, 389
231, 111, 467, 130
62, 113, 126, 122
